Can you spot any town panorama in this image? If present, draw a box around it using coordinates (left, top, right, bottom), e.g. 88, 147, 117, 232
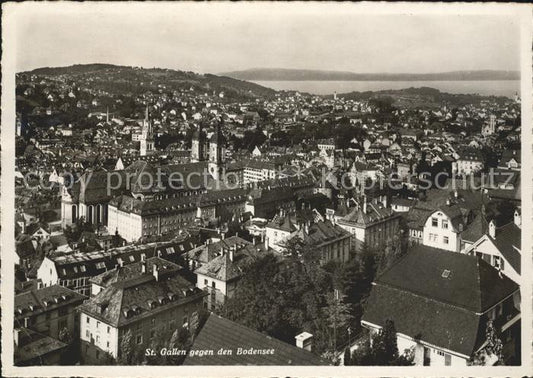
14, 64, 521, 367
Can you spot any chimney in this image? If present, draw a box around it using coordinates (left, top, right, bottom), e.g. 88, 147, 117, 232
153, 264, 159, 281
488, 219, 496, 238
454, 190, 459, 199
382, 195, 388, 209
253, 237, 257, 246
295, 332, 313, 352
37, 281, 43, 289
118, 259, 124, 268
229, 246, 235, 262
514, 210, 521, 228
14, 329, 20, 346
363, 197, 367, 214
24, 317, 29, 328
221, 233, 225, 240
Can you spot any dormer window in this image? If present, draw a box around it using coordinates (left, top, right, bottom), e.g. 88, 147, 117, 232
441, 269, 451, 279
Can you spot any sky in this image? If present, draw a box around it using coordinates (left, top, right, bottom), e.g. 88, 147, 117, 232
9, 3, 522, 74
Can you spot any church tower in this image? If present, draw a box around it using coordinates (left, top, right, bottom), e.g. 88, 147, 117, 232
208, 120, 225, 181
191, 123, 207, 162
140, 106, 155, 156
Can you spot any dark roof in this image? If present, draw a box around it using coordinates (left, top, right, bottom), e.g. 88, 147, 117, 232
362, 284, 481, 357
375, 245, 519, 313
301, 220, 351, 247
362, 245, 519, 356
80, 267, 204, 327
183, 314, 330, 365
89, 256, 183, 288
14, 328, 68, 365
492, 222, 521, 274
15, 285, 86, 321
185, 236, 252, 265
461, 213, 488, 243
48, 238, 195, 280
194, 242, 260, 282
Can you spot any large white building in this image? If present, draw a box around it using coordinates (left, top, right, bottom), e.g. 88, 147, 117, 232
79, 257, 205, 364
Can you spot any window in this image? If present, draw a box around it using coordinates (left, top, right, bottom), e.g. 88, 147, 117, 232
442, 220, 448, 229
96, 321, 100, 329
107, 326, 110, 334
444, 353, 451, 366
443, 236, 449, 245
432, 218, 438, 227
136, 335, 143, 344
96, 335, 100, 343
86, 316, 90, 324
204, 279, 208, 286
107, 341, 110, 348
212, 281, 216, 289
86, 330, 90, 338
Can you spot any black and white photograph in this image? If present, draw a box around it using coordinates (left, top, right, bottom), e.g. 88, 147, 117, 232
1, 2, 532, 376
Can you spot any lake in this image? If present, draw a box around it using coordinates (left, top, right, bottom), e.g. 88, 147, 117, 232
251, 80, 520, 98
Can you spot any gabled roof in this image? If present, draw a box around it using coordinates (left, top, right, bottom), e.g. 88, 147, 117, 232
374, 245, 518, 313
194, 243, 260, 282
491, 222, 521, 274
461, 212, 488, 243
80, 267, 204, 327
15, 285, 86, 321
362, 245, 519, 356
183, 314, 329, 365
15, 328, 68, 365
185, 236, 252, 265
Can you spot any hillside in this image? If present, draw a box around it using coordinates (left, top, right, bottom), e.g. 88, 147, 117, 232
334, 87, 512, 109
220, 68, 520, 82
20, 64, 277, 100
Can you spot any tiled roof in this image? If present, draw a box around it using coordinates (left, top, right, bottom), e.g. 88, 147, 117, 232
15, 285, 86, 321
339, 202, 398, 227
375, 245, 518, 313
48, 238, 194, 280
80, 266, 204, 327
194, 242, 260, 282
301, 220, 351, 247
15, 328, 68, 365
89, 256, 183, 288
461, 213, 488, 243
183, 314, 330, 365
185, 236, 252, 265
492, 222, 521, 274
362, 245, 519, 356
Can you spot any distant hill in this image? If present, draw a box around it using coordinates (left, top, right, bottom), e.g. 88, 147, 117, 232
21, 64, 277, 99
220, 68, 520, 81
334, 86, 512, 109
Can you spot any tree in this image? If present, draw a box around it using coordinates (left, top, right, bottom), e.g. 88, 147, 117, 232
117, 329, 135, 365
350, 320, 414, 366
58, 327, 73, 344
222, 252, 353, 357
469, 320, 504, 365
